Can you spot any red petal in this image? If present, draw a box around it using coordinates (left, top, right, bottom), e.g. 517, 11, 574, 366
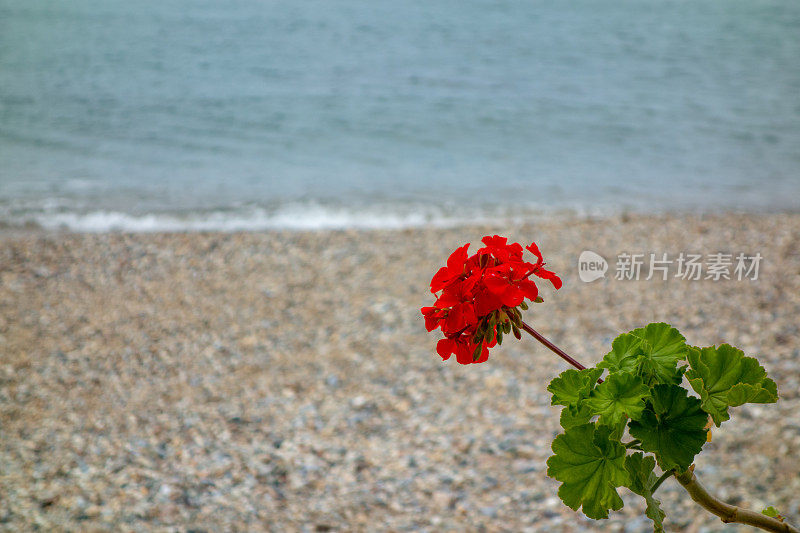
424, 314, 441, 332
444, 305, 467, 332
507, 261, 534, 280
430, 266, 454, 292
486, 262, 512, 275
500, 286, 523, 308
534, 268, 562, 290
435, 290, 460, 308
474, 289, 502, 316
518, 279, 539, 300
525, 242, 544, 265
437, 338, 455, 360
461, 302, 478, 327
481, 235, 507, 248
421, 307, 441, 331
446, 243, 470, 272
455, 342, 473, 364
484, 273, 509, 295
507, 242, 524, 259
461, 271, 481, 293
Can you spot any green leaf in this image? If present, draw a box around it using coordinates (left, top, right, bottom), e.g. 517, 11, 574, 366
560, 403, 594, 429
547, 368, 604, 407
630, 323, 688, 364
761, 506, 784, 520
599, 324, 688, 386
685, 344, 778, 427
599, 333, 645, 374
625, 453, 666, 533
546, 424, 630, 519
585, 372, 650, 425
628, 384, 708, 471
630, 323, 688, 385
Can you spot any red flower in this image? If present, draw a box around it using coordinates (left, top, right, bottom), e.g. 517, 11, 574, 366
526, 242, 563, 290
421, 236, 561, 364
430, 243, 470, 292
437, 337, 491, 364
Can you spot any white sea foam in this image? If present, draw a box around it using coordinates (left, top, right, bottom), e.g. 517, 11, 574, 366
4, 194, 666, 232
28, 203, 505, 233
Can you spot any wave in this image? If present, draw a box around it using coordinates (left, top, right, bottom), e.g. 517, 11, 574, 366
7, 195, 790, 233
14, 202, 513, 233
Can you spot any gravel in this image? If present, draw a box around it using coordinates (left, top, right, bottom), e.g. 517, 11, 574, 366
1, 212, 798, 531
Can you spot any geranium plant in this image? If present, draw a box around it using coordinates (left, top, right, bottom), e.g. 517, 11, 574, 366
422, 236, 797, 533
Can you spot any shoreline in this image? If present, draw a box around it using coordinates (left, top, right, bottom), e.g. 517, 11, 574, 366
1, 211, 799, 530
2, 204, 799, 234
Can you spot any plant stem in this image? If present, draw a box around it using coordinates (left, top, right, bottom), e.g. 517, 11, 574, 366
650, 469, 674, 495
518, 321, 794, 531
520, 321, 603, 383
674, 468, 799, 533
520, 321, 586, 370
624, 439, 642, 449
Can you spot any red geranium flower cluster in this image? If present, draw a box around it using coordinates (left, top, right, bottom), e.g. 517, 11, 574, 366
421, 236, 562, 364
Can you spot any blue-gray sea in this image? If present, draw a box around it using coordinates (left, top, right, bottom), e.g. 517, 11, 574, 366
1, 0, 799, 231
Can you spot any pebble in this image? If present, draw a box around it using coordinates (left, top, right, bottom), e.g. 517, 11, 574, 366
0, 214, 798, 530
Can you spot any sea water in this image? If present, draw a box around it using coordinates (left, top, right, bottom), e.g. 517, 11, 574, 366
1, 0, 799, 231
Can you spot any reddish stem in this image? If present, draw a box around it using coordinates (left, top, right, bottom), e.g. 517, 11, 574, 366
520, 321, 602, 382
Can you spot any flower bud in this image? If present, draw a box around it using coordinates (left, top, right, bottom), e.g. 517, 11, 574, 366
472, 344, 482, 362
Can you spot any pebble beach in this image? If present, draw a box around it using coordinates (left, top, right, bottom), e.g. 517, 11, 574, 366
1, 212, 799, 532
